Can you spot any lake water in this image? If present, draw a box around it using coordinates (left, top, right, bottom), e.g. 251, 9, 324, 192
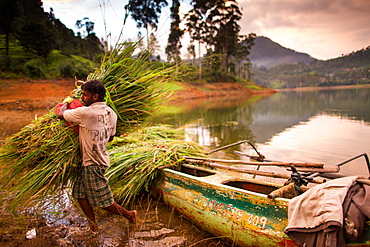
150, 87, 370, 178
1, 86, 370, 246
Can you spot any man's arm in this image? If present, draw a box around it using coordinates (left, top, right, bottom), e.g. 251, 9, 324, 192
57, 102, 69, 120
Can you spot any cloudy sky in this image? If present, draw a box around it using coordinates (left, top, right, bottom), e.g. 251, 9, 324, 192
42, 0, 370, 60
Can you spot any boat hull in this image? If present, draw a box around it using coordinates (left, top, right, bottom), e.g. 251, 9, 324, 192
152, 167, 370, 246
152, 168, 296, 246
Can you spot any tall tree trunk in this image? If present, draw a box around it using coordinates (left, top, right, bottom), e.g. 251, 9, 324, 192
5, 31, 9, 56
198, 40, 202, 80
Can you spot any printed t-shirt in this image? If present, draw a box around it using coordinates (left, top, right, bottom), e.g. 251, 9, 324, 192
63, 102, 117, 167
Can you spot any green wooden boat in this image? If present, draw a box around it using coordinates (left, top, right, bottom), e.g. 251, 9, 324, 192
151, 142, 370, 246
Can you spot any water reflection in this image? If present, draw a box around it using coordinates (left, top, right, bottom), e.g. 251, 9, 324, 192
150, 95, 268, 150
256, 115, 370, 176
151, 88, 370, 176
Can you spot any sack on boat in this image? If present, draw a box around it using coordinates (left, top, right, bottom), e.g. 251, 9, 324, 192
285, 176, 370, 246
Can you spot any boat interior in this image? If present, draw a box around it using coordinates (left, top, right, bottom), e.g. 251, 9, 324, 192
174, 163, 290, 198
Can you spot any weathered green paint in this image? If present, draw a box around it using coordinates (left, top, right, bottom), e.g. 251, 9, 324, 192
152, 167, 370, 247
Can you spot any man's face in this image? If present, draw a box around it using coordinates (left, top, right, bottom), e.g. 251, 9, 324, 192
81, 90, 97, 106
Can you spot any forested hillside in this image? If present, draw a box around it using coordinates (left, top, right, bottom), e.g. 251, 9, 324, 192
0, 0, 104, 79
252, 46, 370, 89
249, 36, 317, 67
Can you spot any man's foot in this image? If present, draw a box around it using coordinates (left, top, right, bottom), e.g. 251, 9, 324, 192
128, 210, 137, 223
89, 222, 99, 233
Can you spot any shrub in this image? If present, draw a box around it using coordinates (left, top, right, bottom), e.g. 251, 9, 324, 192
24, 58, 45, 78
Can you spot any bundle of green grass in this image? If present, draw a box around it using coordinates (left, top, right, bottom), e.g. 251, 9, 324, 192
0, 42, 204, 210
107, 126, 204, 208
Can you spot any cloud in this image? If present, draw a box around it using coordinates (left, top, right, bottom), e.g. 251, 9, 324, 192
43, 0, 370, 60
238, 0, 370, 59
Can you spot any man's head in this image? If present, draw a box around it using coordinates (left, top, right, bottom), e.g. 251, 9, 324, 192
81, 80, 106, 106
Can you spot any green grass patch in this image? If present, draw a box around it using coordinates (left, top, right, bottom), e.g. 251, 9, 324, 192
163, 81, 186, 92
0, 35, 96, 79
245, 84, 264, 90
43, 50, 96, 78
0, 35, 30, 58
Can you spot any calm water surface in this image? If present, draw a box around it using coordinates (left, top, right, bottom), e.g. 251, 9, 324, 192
1, 87, 370, 246
151, 87, 370, 177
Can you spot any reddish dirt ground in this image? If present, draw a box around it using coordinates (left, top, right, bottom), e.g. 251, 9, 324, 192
0, 79, 277, 109
0, 79, 77, 109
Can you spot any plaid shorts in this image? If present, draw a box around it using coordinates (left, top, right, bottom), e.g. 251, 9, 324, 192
73, 165, 114, 208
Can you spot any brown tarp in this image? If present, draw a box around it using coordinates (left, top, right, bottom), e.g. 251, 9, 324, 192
285, 176, 370, 247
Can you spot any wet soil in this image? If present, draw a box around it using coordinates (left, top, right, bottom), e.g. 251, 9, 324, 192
0, 79, 76, 109
0, 190, 226, 247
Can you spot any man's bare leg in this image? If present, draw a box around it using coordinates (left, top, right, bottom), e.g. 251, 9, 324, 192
104, 202, 137, 223
78, 198, 98, 232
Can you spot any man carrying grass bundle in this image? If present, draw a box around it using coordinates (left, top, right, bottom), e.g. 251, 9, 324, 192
57, 79, 137, 232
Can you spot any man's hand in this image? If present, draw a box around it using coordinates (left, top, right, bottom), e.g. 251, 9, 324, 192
56, 102, 69, 120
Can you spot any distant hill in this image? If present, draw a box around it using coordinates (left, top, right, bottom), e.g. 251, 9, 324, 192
249, 36, 318, 67
251, 45, 370, 89
315, 47, 370, 73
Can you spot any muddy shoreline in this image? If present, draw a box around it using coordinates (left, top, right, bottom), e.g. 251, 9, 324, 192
0, 79, 277, 110
2, 79, 367, 110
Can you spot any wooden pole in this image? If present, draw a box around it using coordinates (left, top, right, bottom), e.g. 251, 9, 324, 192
185, 156, 324, 168
185, 159, 326, 184
287, 166, 340, 173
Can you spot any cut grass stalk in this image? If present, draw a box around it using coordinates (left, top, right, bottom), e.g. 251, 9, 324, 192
107, 128, 205, 208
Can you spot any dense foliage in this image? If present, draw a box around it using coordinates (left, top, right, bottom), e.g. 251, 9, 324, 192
0, 0, 103, 78
0, 38, 96, 79
252, 47, 370, 89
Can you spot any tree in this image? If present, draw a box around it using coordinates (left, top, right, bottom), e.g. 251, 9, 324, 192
212, 0, 243, 71
185, 0, 220, 54
148, 33, 160, 54
17, 20, 56, 57
84, 33, 104, 62
75, 17, 95, 37
47, 7, 81, 55
74, 17, 104, 60
0, 0, 21, 57
187, 43, 196, 61
14, 0, 57, 57
184, 0, 256, 81
125, 0, 168, 30
165, 0, 183, 64
185, 7, 208, 80
235, 33, 256, 80
125, 0, 168, 48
